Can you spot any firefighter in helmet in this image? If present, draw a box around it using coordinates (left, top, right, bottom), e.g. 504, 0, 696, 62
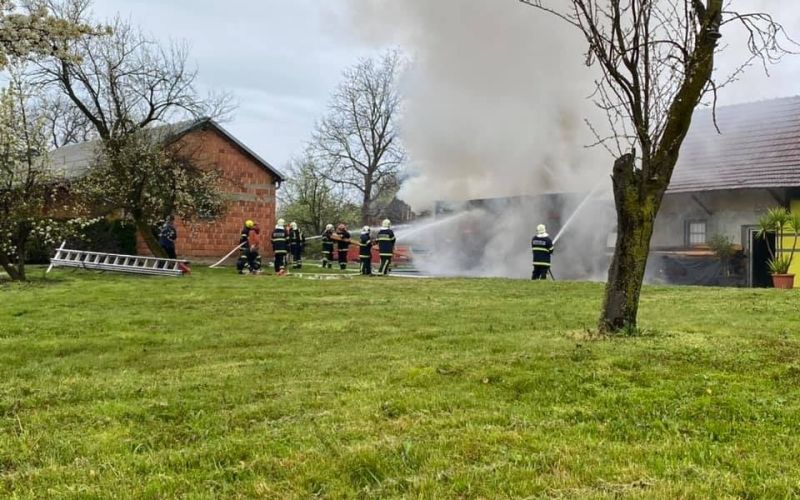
236, 220, 262, 274
359, 225, 373, 276
335, 223, 351, 271
321, 224, 335, 269
531, 224, 554, 280
288, 221, 305, 269
271, 218, 289, 275
376, 219, 396, 275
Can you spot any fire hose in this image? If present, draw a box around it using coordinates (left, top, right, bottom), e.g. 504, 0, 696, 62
209, 243, 245, 268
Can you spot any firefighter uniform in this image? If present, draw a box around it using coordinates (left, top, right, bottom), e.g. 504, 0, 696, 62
531, 225, 554, 280
236, 221, 261, 274
289, 223, 305, 269
321, 225, 334, 268
336, 226, 351, 271
377, 220, 396, 275
359, 227, 373, 276
271, 222, 288, 274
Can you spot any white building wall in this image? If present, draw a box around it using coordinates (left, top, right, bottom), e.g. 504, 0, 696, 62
652, 189, 780, 248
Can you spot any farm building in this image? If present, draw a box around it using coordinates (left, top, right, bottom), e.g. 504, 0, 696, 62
49, 118, 285, 260
432, 96, 800, 287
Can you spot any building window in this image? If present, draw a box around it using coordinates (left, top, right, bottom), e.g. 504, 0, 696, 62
686, 220, 707, 247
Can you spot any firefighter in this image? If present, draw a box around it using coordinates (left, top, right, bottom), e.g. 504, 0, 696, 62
236, 220, 262, 274
288, 221, 305, 269
272, 218, 289, 275
531, 224, 554, 280
376, 219, 396, 275
321, 224, 335, 269
335, 223, 351, 271
359, 226, 373, 276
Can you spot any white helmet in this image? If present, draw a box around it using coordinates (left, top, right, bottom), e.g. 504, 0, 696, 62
290, 221, 298, 230
382, 219, 391, 229
362, 225, 370, 234
536, 224, 547, 236
325, 224, 333, 231
277, 218, 286, 227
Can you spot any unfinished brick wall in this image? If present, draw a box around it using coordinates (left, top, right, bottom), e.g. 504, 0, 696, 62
137, 126, 280, 261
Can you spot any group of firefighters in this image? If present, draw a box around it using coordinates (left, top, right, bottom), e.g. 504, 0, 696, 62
160, 214, 552, 280
235, 218, 397, 276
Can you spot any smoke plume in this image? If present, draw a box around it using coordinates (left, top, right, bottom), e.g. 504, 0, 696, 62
339, 0, 800, 279
341, 0, 611, 210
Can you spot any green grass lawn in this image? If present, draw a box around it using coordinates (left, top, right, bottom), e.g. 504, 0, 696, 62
2, 268, 800, 498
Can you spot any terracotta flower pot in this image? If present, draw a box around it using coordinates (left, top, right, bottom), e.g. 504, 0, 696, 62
771, 274, 795, 289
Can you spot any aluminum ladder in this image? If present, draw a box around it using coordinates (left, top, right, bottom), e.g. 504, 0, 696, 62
47, 243, 191, 277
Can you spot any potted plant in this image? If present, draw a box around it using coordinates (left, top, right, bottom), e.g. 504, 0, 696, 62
757, 207, 800, 289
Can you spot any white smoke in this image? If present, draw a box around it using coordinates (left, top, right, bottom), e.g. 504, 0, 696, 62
341, 0, 611, 210
338, 0, 800, 279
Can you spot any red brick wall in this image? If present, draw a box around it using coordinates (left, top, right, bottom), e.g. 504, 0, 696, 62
137, 127, 279, 261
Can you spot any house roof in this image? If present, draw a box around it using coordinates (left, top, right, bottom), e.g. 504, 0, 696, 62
48, 118, 285, 182
669, 95, 800, 193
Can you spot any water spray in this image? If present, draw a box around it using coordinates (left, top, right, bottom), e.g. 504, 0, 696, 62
553, 183, 607, 244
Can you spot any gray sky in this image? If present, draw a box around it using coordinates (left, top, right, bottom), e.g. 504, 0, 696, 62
96, 0, 800, 173
95, 0, 374, 170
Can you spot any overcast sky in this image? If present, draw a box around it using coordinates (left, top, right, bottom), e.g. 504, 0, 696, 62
95, 1, 800, 172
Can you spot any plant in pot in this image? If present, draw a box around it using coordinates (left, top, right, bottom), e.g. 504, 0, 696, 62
757, 207, 800, 289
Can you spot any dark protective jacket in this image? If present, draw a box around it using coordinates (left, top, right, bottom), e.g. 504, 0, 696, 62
336, 230, 351, 251
377, 229, 396, 257
159, 222, 177, 247
271, 227, 288, 255
322, 229, 334, 253
359, 233, 373, 259
239, 226, 253, 250
531, 235, 554, 267
289, 229, 305, 250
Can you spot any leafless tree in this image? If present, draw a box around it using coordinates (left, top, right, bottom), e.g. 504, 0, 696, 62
519, 0, 792, 333
278, 157, 360, 235
29, 0, 234, 255
311, 50, 406, 225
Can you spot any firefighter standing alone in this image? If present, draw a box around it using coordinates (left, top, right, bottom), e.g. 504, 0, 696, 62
272, 218, 289, 275
531, 224, 554, 280
376, 219, 396, 275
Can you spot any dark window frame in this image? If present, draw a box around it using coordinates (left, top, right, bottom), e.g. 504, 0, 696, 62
685, 219, 708, 247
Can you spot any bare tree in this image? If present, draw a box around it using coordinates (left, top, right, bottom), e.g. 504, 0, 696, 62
278, 157, 360, 235
519, 0, 792, 332
30, 0, 233, 255
311, 50, 406, 225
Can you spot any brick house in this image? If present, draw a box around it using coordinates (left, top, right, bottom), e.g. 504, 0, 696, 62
49, 118, 285, 260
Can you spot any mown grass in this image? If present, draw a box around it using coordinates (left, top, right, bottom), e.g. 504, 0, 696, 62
1, 267, 800, 498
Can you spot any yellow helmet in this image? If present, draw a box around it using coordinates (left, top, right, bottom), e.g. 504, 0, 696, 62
245, 220, 255, 229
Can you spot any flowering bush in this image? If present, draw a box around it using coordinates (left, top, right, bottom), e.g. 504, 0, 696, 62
0, 84, 95, 281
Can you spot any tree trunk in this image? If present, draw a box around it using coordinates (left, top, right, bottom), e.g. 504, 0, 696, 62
361, 192, 372, 226
134, 216, 167, 258
0, 256, 23, 281
599, 154, 663, 333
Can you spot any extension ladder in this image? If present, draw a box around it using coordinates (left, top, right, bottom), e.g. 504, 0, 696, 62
48, 244, 191, 277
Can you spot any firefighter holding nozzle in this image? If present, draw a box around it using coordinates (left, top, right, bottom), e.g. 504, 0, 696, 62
335, 223, 351, 271
376, 219, 396, 275
321, 224, 335, 269
531, 224, 554, 280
